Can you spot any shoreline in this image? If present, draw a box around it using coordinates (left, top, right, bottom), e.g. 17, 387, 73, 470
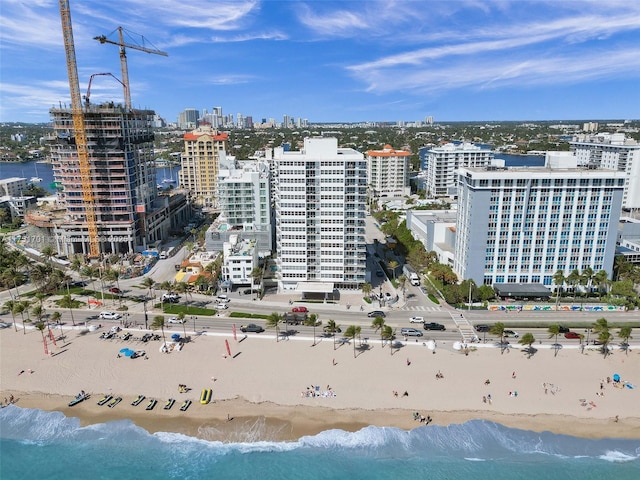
6, 392, 640, 442
2, 327, 639, 442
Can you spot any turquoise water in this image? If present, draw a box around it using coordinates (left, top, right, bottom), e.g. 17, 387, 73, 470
1, 406, 638, 479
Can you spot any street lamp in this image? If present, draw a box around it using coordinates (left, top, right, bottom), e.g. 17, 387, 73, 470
143, 298, 149, 330
585, 328, 592, 345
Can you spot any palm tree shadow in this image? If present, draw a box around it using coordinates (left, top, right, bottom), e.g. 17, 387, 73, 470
522, 346, 538, 359
551, 343, 563, 357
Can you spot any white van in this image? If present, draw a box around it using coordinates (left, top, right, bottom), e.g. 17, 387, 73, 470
159, 251, 167, 259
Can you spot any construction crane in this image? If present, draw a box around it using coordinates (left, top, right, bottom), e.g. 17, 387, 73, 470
58, 0, 100, 258
94, 27, 167, 110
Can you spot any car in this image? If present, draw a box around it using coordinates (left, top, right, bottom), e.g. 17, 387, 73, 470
240, 323, 264, 333
503, 330, 519, 338
216, 295, 230, 303
367, 311, 386, 318
243, 288, 258, 295
167, 317, 184, 324
423, 322, 446, 331
564, 331, 581, 339
162, 293, 180, 301
99, 311, 121, 320
108, 287, 122, 294
409, 316, 424, 323
557, 325, 570, 333
292, 306, 308, 313
70, 280, 87, 287
400, 327, 423, 337
323, 325, 342, 334
215, 303, 228, 310
475, 324, 490, 332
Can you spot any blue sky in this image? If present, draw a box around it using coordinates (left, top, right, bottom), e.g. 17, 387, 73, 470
1, 0, 639, 124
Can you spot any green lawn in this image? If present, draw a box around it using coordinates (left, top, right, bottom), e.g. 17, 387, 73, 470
157, 304, 218, 316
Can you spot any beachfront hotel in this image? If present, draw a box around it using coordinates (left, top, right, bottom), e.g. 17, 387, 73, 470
454, 164, 626, 286
178, 125, 228, 209
366, 144, 411, 203
570, 133, 640, 210
423, 142, 493, 197
273, 137, 367, 293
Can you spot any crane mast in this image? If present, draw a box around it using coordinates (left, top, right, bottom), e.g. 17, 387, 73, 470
94, 27, 167, 110
58, 0, 100, 258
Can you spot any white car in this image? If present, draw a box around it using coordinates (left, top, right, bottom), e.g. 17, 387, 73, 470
503, 330, 520, 338
99, 311, 121, 320
167, 317, 184, 324
409, 316, 424, 323
215, 303, 229, 310
216, 295, 230, 303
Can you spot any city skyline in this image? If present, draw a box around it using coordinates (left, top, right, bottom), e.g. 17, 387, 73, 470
1, 1, 640, 124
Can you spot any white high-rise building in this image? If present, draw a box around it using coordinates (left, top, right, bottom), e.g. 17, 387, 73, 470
424, 143, 493, 196
273, 137, 367, 292
455, 166, 626, 287
367, 144, 410, 201
570, 133, 640, 210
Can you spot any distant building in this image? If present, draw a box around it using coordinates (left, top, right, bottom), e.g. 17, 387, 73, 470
424, 143, 493, 197
570, 133, 640, 210
273, 137, 367, 292
455, 165, 626, 286
0, 177, 28, 197
617, 216, 640, 266
178, 108, 199, 130
178, 126, 228, 209
366, 144, 410, 202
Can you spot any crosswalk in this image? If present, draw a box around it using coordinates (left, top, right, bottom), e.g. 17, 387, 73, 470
401, 305, 442, 312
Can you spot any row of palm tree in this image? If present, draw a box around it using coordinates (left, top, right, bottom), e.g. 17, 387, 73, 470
552, 268, 610, 307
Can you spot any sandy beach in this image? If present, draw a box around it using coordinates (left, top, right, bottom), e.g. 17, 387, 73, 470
1, 324, 639, 441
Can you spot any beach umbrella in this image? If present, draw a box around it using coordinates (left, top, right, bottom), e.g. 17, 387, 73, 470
613, 373, 620, 382
171, 333, 180, 340
427, 340, 437, 350
119, 348, 130, 353
123, 349, 134, 357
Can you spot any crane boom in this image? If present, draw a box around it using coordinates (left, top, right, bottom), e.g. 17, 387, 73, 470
94, 27, 167, 110
58, 0, 100, 258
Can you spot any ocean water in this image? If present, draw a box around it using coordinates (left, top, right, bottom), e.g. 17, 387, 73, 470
1, 406, 638, 479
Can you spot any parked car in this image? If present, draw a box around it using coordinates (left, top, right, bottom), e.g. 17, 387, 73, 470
162, 293, 180, 302
557, 325, 570, 333
167, 317, 184, 324
409, 316, 424, 323
99, 311, 121, 320
400, 327, 423, 337
367, 311, 386, 318
475, 324, 490, 332
423, 322, 446, 331
503, 330, 519, 338
215, 303, 229, 310
292, 306, 308, 313
108, 287, 122, 294
564, 331, 581, 339
240, 323, 264, 333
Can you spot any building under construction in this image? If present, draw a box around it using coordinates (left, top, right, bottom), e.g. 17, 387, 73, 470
45, 102, 188, 256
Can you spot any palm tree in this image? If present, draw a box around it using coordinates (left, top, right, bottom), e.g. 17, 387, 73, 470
397, 275, 407, 300
249, 266, 263, 300
553, 270, 565, 309
159, 280, 173, 311
324, 319, 340, 350
618, 326, 632, 354
547, 324, 562, 357
3, 299, 18, 332
31, 303, 45, 325
141, 276, 156, 300
361, 282, 373, 300
305, 313, 320, 345
266, 312, 283, 342
103, 268, 121, 305
489, 322, 507, 353
35, 321, 47, 354
12, 301, 26, 333
344, 325, 362, 358
388, 260, 399, 280
382, 325, 395, 354
50, 311, 64, 342
371, 315, 386, 346
592, 317, 612, 357
566, 269, 581, 303
178, 312, 187, 337
592, 270, 609, 301
57, 294, 77, 326
518, 332, 536, 358
173, 282, 188, 312
151, 315, 167, 350
19, 300, 31, 334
